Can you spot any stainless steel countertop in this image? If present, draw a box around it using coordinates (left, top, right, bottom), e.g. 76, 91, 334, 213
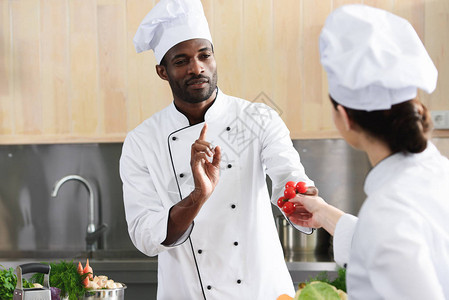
1, 258, 338, 286
0, 249, 337, 269
1, 259, 336, 271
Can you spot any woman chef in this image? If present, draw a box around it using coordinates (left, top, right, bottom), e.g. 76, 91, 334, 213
288, 4, 449, 300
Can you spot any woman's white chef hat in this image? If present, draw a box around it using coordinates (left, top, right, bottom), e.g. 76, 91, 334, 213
133, 0, 212, 64
319, 4, 438, 111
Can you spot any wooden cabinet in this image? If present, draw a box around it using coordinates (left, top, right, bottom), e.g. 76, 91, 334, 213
1, 0, 448, 144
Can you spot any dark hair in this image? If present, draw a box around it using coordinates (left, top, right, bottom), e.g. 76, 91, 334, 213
159, 57, 167, 67
330, 96, 432, 154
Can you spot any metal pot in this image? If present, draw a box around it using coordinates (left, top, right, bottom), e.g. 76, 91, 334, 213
81, 286, 126, 300
61, 285, 126, 300
275, 215, 331, 261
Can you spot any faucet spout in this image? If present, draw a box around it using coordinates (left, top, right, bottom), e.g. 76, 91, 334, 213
52, 175, 100, 251
86, 224, 108, 245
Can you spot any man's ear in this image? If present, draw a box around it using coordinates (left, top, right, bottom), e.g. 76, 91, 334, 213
156, 64, 169, 81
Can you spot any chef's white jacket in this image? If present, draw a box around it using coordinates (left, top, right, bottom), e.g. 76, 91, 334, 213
333, 142, 449, 299
120, 89, 313, 299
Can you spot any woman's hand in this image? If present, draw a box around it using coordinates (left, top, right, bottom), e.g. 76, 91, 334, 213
287, 191, 344, 236
287, 192, 327, 229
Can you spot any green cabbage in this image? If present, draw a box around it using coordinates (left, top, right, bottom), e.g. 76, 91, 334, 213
298, 282, 341, 300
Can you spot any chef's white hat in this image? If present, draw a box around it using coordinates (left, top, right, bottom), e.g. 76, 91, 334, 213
319, 4, 438, 111
133, 0, 213, 64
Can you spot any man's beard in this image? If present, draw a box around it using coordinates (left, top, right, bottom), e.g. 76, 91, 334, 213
169, 72, 218, 104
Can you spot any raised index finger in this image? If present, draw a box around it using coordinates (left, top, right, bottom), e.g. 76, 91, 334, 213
198, 123, 208, 141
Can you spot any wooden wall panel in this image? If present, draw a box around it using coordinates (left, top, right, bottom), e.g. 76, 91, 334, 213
0, 0, 12, 135
424, 0, 449, 111
0, 0, 448, 144
242, 0, 273, 102
11, 1, 42, 135
273, 0, 303, 134
126, 0, 154, 131
213, 0, 244, 97
97, 0, 127, 135
40, 0, 70, 135
202, 0, 214, 31
393, 0, 425, 39
302, 0, 333, 137
69, 0, 99, 136
126, 0, 172, 131
333, 0, 362, 9
363, 0, 394, 10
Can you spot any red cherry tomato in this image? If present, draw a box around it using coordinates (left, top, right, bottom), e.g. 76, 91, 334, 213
285, 181, 296, 189
284, 187, 296, 199
277, 197, 286, 208
282, 201, 295, 214
295, 181, 307, 194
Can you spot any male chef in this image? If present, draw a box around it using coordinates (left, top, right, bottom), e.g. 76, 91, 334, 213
120, 0, 315, 299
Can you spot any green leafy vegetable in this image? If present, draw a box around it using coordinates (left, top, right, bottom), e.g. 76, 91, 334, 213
307, 271, 331, 284
298, 282, 341, 300
306, 267, 346, 292
0, 265, 34, 300
31, 260, 87, 300
331, 267, 346, 292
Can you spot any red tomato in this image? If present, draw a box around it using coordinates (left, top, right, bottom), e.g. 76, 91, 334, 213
282, 201, 295, 214
284, 187, 296, 199
295, 181, 307, 194
277, 197, 286, 208
285, 181, 296, 189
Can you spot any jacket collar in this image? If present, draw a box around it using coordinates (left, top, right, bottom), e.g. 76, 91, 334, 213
168, 88, 225, 127
364, 141, 437, 196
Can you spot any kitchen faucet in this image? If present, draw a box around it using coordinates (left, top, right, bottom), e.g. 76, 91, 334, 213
51, 175, 107, 252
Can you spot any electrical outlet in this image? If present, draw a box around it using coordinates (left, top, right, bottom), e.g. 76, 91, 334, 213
431, 111, 449, 129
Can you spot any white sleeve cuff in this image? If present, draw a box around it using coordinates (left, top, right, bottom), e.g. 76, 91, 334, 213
333, 213, 358, 267
164, 222, 194, 247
